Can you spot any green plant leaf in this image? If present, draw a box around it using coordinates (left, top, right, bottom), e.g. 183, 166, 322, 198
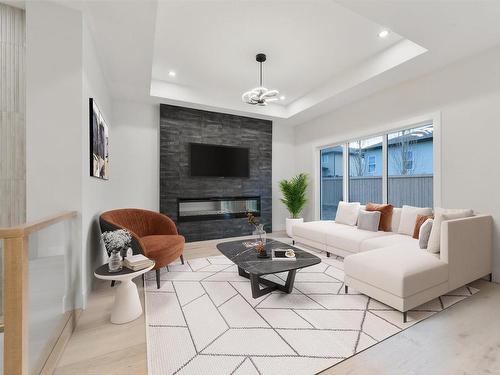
278, 173, 308, 218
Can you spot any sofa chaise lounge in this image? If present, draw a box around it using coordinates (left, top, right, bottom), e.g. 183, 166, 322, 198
292, 207, 492, 322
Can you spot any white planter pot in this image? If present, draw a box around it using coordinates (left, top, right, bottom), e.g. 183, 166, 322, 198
286, 218, 303, 238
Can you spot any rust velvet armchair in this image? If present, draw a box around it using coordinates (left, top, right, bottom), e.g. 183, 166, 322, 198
99, 208, 185, 288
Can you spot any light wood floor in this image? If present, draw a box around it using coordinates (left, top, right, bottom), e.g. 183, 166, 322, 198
55, 234, 500, 375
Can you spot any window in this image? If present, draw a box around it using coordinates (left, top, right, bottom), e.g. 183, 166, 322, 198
387, 124, 433, 207
319, 121, 435, 216
320, 145, 343, 219
368, 155, 376, 174
348, 136, 383, 204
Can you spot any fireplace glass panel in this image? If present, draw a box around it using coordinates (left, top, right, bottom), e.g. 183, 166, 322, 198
178, 197, 260, 222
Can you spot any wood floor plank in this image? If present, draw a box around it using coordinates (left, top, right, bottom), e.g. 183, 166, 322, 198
55, 278, 147, 372
319, 279, 499, 375
54, 343, 147, 375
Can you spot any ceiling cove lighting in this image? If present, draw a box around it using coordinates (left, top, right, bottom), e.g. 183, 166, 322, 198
168, 71, 176, 77
242, 53, 279, 106
378, 29, 390, 38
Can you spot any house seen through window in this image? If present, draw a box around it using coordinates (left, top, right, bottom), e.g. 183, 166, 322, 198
367, 155, 376, 174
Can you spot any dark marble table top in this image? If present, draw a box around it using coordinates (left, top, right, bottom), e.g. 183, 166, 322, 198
94, 262, 155, 279
216, 239, 321, 276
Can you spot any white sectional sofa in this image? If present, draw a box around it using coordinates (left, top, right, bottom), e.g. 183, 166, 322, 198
292, 208, 492, 322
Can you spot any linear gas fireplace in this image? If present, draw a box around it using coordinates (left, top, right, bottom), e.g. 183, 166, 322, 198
177, 196, 260, 222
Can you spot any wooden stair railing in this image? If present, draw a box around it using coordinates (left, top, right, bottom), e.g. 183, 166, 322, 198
0, 211, 77, 375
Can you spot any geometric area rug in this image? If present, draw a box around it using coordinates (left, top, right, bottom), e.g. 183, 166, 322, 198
144, 239, 478, 375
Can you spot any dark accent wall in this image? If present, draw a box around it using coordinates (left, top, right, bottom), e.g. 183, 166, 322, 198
159, 104, 272, 242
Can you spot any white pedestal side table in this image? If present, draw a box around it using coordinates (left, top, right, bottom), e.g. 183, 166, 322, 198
94, 262, 155, 324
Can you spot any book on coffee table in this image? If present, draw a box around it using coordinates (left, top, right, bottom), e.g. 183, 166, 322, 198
124, 254, 154, 271
271, 248, 296, 261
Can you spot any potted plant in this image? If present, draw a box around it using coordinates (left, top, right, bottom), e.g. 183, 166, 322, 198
279, 173, 308, 237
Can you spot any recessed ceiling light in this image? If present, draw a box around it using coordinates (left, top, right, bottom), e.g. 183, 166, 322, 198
168, 71, 176, 77
378, 29, 389, 38
280, 95, 286, 101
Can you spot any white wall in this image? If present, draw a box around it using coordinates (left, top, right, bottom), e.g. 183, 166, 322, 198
272, 122, 296, 231
26, 2, 83, 220
107, 99, 159, 211
81, 27, 159, 304
26, 2, 160, 308
81, 99, 159, 304
26, 1, 84, 309
294, 45, 500, 281
81, 18, 114, 303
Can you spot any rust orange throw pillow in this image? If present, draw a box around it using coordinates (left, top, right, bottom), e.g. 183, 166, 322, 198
413, 214, 434, 239
366, 203, 394, 231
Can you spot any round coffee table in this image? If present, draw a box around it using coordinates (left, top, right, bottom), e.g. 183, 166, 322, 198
94, 262, 155, 324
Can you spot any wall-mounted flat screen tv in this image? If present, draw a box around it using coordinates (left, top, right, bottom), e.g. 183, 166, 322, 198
189, 143, 250, 177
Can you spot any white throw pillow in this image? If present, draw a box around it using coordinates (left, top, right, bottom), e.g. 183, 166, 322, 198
391, 207, 402, 232
398, 205, 433, 236
335, 201, 361, 226
357, 210, 381, 232
419, 218, 433, 249
427, 210, 473, 253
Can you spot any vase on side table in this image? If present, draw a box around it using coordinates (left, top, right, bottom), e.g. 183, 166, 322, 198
108, 250, 123, 272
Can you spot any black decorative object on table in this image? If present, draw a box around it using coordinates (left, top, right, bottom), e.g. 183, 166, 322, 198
257, 251, 270, 259
216, 239, 321, 298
